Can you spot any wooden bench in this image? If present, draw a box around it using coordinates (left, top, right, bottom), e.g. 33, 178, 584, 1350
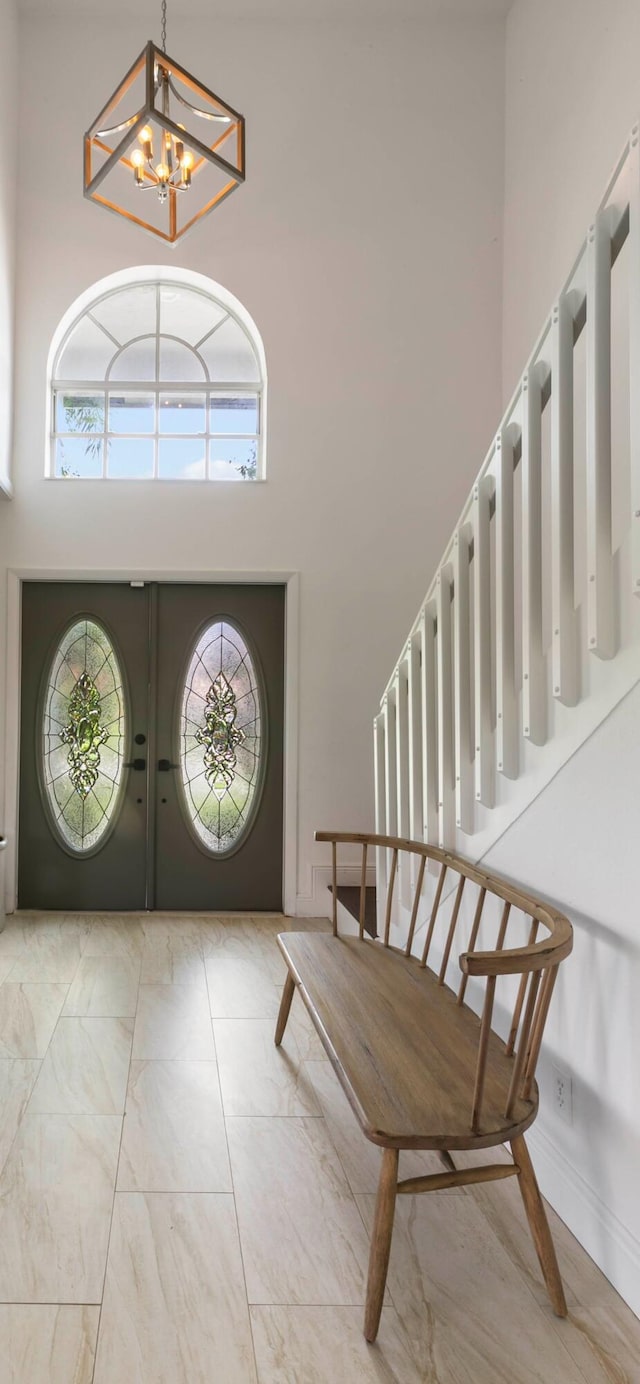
275, 830, 573, 1343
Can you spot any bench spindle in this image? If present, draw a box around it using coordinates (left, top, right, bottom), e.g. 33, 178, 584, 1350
420, 862, 447, 967
457, 885, 487, 1004
522, 965, 559, 1099
331, 840, 338, 937
359, 842, 368, 941
405, 853, 427, 957
384, 848, 399, 946
471, 974, 496, 1132
506, 919, 539, 1054
497, 900, 511, 948
438, 874, 466, 984
504, 969, 541, 1118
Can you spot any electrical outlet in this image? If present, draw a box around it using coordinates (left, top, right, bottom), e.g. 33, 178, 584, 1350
552, 1065, 573, 1124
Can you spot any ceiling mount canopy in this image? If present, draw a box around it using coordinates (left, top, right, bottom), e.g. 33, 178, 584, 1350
83, 0, 245, 244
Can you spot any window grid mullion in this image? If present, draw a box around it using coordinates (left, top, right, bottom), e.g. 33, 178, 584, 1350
51, 282, 263, 481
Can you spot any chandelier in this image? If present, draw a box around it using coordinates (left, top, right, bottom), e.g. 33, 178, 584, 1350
84, 0, 245, 244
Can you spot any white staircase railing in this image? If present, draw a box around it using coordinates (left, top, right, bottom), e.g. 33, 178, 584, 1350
375, 122, 640, 881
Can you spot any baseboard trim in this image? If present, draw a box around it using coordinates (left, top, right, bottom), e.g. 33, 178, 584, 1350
294, 862, 376, 918
528, 1121, 640, 1319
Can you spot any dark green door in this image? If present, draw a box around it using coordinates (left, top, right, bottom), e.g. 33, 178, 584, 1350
18, 582, 285, 911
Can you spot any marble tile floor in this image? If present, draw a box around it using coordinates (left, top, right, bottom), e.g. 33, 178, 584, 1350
0, 911, 638, 1383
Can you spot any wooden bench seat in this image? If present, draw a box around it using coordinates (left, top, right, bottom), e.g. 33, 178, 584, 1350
274, 830, 573, 1343
278, 931, 536, 1150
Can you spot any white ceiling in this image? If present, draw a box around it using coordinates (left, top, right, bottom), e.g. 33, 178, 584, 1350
19, 0, 512, 18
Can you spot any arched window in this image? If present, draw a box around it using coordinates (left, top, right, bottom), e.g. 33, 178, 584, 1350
49, 276, 265, 481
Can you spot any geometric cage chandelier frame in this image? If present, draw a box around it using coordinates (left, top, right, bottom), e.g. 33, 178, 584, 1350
84, 22, 245, 245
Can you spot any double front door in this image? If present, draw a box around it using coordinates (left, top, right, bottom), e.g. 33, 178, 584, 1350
18, 582, 285, 912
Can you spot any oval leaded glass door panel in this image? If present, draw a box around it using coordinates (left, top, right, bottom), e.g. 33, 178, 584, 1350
180, 619, 264, 855
41, 617, 127, 854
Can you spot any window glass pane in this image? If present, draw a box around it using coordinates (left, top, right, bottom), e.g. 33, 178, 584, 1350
158, 337, 206, 382
42, 617, 127, 853
107, 438, 154, 479
55, 392, 105, 434
56, 318, 115, 380
158, 439, 206, 480
52, 281, 264, 483
91, 284, 157, 344
55, 437, 103, 478
109, 393, 155, 433
159, 394, 206, 434
210, 437, 258, 481
109, 338, 157, 382
210, 394, 258, 434
179, 619, 264, 854
199, 317, 260, 383
160, 285, 227, 346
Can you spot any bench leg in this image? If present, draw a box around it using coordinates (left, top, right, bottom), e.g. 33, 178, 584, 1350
274, 972, 296, 1046
511, 1135, 567, 1317
364, 1147, 399, 1342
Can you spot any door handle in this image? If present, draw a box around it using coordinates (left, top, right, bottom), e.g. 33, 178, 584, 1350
124, 758, 147, 771
158, 758, 179, 772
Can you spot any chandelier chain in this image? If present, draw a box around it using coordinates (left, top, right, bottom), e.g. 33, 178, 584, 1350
161, 0, 167, 51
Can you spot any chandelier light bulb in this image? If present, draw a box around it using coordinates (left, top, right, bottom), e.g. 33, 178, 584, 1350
131, 148, 145, 167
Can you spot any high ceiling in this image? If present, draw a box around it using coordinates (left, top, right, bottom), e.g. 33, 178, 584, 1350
19, 0, 511, 17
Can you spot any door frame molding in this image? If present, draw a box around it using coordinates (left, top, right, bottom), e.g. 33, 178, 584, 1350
4, 567, 299, 916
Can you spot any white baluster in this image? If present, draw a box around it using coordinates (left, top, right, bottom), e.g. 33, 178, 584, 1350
407, 635, 423, 841
495, 430, 518, 779
586, 212, 616, 659
551, 295, 579, 706
627, 123, 640, 599
394, 666, 409, 845
436, 569, 455, 848
383, 692, 397, 836
420, 606, 438, 846
521, 367, 547, 745
373, 711, 387, 933
453, 527, 474, 833
383, 691, 397, 878
473, 476, 494, 806
394, 663, 411, 905
374, 712, 384, 833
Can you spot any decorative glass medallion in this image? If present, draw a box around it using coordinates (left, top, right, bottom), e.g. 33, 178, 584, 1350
42, 620, 127, 853
180, 620, 263, 854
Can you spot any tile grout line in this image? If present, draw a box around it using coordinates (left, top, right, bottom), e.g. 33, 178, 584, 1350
205, 917, 262, 1384
89, 925, 144, 1384
466, 1177, 599, 1384
0, 922, 85, 1306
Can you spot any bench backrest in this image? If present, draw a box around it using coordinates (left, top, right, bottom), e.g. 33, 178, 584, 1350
318, 830, 573, 1133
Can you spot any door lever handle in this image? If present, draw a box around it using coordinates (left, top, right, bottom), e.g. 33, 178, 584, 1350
124, 758, 146, 771
158, 758, 179, 772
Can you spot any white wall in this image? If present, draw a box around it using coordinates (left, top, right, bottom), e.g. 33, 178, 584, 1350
503, 0, 640, 403
0, 0, 16, 494
487, 685, 640, 1314
0, 13, 505, 911
0, 0, 18, 930
495, 0, 640, 1316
